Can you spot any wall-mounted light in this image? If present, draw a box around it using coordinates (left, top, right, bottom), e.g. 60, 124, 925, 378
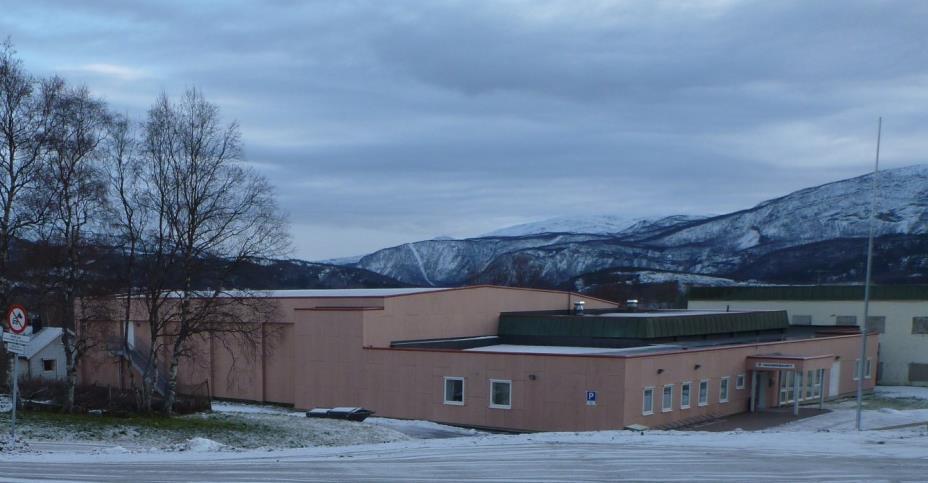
657, 369, 664, 374
694, 364, 701, 370
528, 374, 537, 381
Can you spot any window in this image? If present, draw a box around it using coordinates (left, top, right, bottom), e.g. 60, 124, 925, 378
854, 359, 861, 381
642, 387, 654, 415
42, 359, 56, 372
735, 374, 745, 390
680, 382, 691, 409
698, 379, 709, 406
836, 315, 858, 325
867, 316, 886, 334
719, 377, 730, 403
791, 315, 812, 325
489, 380, 511, 409
443, 377, 464, 405
912, 317, 928, 334
662, 384, 673, 412
865, 358, 872, 379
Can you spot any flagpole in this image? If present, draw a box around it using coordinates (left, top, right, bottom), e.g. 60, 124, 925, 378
855, 117, 881, 431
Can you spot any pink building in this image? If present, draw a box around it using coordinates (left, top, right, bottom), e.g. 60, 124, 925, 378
83, 285, 877, 431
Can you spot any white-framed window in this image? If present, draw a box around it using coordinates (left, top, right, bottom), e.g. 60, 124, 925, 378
680, 381, 692, 409
854, 359, 861, 381
735, 373, 745, 390
489, 379, 512, 409
443, 377, 464, 405
662, 384, 673, 412
698, 379, 709, 406
865, 358, 872, 379
642, 386, 654, 415
719, 376, 730, 403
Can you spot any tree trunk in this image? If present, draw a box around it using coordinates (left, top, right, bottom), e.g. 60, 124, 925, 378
163, 351, 180, 416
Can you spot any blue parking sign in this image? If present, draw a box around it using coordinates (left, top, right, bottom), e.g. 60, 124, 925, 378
586, 391, 597, 405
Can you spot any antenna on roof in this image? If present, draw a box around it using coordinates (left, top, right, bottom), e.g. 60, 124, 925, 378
855, 117, 881, 431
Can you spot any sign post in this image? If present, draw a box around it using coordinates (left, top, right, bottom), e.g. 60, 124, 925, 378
5, 305, 30, 443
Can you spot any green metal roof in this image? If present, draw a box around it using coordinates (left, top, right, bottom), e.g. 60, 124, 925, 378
688, 285, 928, 302
498, 310, 789, 339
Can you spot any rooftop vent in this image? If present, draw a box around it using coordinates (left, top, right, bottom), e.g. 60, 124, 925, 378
573, 300, 586, 315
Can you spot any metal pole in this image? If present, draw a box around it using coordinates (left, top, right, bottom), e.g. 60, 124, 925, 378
11, 355, 17, 442
750, 371, 758, 413
793, 371, 801, 416
855, 117, 881, 431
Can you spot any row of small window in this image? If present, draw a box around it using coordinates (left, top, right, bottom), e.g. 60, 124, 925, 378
792, 315, 928, 334
642, 374, 745, 416
443, 377, 511, 409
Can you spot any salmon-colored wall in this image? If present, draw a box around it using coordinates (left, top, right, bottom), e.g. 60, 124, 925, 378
620, 333, 878, 428
363, 286, 616, 347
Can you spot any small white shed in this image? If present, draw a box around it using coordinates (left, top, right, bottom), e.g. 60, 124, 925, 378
14, 328, 68, 381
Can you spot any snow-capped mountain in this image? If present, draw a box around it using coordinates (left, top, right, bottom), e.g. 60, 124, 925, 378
342, 165, 928, 288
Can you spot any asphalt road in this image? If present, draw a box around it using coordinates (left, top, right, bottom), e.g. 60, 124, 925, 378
1, 441, 925, 482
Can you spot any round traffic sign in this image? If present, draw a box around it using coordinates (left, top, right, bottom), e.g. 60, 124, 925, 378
6, 305, 28, 335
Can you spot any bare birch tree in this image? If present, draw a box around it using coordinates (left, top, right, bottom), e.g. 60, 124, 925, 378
43, 82, 111, 412
139, 89, 288, 414
0, 39, 55, 310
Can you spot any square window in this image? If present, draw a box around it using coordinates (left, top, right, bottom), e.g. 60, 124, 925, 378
680, 382, 691, 409
489, 380, 511, 409
698, 379, 709, 406
642, 387, 654, 415
42, 359, 56, 372
662, 384, 673, 412
443, 377, 464, 405
913, 317, 928, 334
735, 374, 745, 390
719, 377, 730, 403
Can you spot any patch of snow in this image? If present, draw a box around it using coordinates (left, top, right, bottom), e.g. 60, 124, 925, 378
875, 386, 928, 400
181, 437, 226, 452
483, 214, 642, 237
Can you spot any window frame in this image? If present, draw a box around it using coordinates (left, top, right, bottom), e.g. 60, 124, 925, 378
865, 358, 872, 379
854, 359, 861, 381
735, 373, 745, 390
642, 386, 655, 415
489, 379, 512, 410
698, 379, 709, 406
661, 384, 674, 413
680, 381, 692, 409
719, 376, 730, 403
443, 376, 465, 406
42, 359, 56, 372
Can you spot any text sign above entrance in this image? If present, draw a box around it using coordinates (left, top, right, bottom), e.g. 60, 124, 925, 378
754, 362, 796, 370
2, 332, 30, 345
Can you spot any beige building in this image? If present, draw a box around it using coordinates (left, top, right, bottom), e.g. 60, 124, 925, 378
83, 285, 876, 431
688, 285, 928, 386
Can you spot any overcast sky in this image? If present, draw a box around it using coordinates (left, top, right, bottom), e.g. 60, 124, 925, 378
3, 1, 926, 259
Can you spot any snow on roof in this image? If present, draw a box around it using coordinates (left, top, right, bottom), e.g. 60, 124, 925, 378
464, 344, 682, 356
22, 327, 64, 359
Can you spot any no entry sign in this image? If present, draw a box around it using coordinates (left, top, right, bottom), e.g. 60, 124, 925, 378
6, 305, 28, 335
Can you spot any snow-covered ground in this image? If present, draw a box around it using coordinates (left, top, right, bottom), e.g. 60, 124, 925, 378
1, 389, 927, 481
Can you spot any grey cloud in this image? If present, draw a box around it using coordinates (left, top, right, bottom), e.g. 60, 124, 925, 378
4, 0, 927, 259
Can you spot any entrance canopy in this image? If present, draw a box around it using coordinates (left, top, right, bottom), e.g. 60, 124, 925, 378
747, 353, 834, 373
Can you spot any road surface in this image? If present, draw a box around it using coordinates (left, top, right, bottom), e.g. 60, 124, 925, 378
1, 441, 924, 482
